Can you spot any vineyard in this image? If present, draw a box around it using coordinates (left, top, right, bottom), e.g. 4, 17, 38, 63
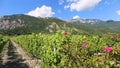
0, 1, 120, 68
0, 35, 8, 58
10, 31, 120, 68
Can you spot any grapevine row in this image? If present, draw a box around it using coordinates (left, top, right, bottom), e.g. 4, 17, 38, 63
12, 31, 120, 68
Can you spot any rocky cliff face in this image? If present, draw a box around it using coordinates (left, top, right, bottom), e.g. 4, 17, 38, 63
66, 19, 102, 24
0, 16, 24, 30
0, 14, 118, 35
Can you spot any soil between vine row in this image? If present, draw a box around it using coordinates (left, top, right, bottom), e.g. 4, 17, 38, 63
0, 40, 41, 68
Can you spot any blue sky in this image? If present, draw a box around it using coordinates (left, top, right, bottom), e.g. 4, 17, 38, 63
0, 0, 120, 21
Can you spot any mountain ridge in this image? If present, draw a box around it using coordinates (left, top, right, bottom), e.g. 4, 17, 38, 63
0, 14, 119, 35
66, 18, 120, 32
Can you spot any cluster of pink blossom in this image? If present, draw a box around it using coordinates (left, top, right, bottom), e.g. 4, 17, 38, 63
63, 32, 112, 53
104, 46, 112, 53
63, 31, 67, 36
82, 43, 88, 49
82, 43, 112, 53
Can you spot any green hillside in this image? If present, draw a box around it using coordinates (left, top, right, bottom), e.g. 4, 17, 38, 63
67, 19, 120, 34
0, 14, 66, 35
0, 14, 119, 35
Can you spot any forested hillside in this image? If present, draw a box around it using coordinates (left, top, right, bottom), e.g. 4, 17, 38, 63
0, 14, 119, 35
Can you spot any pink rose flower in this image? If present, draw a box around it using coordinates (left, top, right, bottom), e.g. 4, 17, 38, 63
82, 43, 88, 49
104, 46, 112, 53
63, 31, 67, 36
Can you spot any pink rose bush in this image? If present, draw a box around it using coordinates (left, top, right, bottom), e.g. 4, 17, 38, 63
63, 31, 67, 36
104, 46, 112, 53
82, 43, 88, 49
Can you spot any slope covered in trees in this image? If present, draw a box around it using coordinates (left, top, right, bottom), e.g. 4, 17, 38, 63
0, 14, 119, 35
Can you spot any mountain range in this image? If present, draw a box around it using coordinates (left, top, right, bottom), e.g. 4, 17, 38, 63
67, 18, 120, 32
0, 14, 119, 35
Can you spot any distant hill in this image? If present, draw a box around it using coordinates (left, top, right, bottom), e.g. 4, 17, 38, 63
0, 14, 119, 35
67, 19, 120, 32
66, 18, 102, 24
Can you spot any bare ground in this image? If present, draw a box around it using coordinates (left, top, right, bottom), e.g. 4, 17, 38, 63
0, 40, 41, 68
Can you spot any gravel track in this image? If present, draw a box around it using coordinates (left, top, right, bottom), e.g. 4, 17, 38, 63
0, 40, 41, 68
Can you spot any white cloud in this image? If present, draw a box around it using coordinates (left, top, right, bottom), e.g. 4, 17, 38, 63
116, 10, 120, 15
59, 0, 64, 5
65, 0, 101, 12
64, 5, 70, 9
73, 15, 80, 19
67, 0, 78, 2
27, 5, 55, 18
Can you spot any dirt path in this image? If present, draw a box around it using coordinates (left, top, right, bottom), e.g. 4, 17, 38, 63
1, 40, 41, 68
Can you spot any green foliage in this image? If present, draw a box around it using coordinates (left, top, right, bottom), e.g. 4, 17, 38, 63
0, 14, 66, 35
72, 21, 120, 33
11, 31, 120, 68
0, 34, 9, 57
0, 14, 119, 35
